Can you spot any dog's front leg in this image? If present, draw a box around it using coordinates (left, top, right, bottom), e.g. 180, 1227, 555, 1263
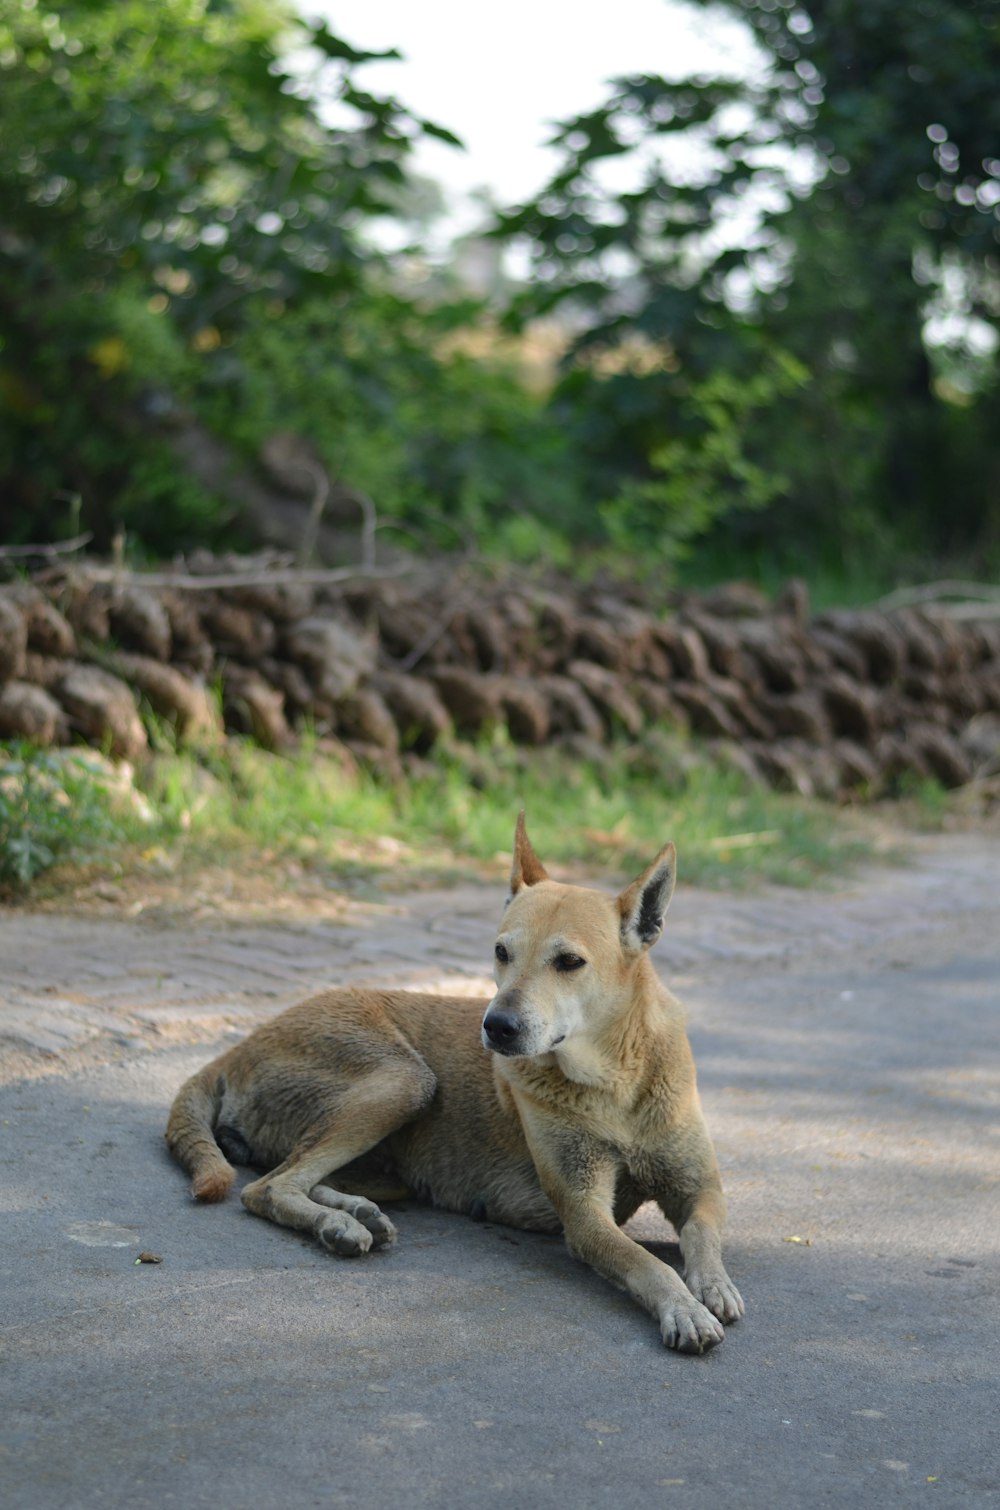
672, 1186, 744, 1327
520, 1116, 724, 1353
654, 1130, 744, 1327
559, 1192, 725, 1353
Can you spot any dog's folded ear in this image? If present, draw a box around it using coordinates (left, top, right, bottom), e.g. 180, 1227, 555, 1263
510, 810, 549, 894
618, 842, 676, 955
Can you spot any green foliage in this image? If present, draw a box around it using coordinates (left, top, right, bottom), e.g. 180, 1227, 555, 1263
496, 0, 1000, 575
0, 0, 429, 327
598, 351, 808, 562
4, 0, 998, 583
0, 0, 587, 561
0, 0, 458, 546
0, 747, 124, 894
197, 293, 583, 542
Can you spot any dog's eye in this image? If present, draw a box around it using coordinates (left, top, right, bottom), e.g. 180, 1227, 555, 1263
554, 953, 586, 973
495, 943, 510, 964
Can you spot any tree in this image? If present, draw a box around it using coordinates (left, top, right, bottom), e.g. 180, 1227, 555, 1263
0, 0, 460, 545
496, 0, 1000, 573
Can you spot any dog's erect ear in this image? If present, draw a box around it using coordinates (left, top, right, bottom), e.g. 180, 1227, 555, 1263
510, 811, 549, 895
618, 842, 676, 955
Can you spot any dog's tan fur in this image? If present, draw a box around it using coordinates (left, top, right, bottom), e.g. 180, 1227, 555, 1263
166, 815, 743, 1352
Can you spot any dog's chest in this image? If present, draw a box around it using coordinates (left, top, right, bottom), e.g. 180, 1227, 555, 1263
556, 1096, 688, 1199
619, 1140, 681, 1191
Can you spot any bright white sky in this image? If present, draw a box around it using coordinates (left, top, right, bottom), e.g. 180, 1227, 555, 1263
307, 1, 757, 232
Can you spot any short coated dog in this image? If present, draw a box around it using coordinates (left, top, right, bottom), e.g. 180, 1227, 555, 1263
167, 815, 743, 1352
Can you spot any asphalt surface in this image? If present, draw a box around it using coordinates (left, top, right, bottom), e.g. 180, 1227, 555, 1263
1, 834, 998, 1508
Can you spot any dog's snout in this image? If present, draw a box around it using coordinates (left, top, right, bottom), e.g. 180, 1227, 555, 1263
483, 1007, 523, 1051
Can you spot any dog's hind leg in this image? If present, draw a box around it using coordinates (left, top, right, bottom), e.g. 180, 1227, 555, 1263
241, 1061, 435, 1256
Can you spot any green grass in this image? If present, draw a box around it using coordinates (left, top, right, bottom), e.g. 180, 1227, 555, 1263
886, 773, 958, 831
1, 732, 877, 902
131, 731, 873, 891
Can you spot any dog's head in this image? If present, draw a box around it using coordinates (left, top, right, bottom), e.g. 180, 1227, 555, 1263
481, 812, 675, 1062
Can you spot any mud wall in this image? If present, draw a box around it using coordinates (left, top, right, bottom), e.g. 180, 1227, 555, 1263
1, 564, 998, 796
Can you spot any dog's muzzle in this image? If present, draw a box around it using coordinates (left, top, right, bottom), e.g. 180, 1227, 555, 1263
481, 1004, 524, 1056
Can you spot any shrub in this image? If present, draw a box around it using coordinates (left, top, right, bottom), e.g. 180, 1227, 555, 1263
0, 746, 125, 894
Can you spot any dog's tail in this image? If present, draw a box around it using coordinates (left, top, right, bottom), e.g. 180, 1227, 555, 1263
165, 1064, 235, 1203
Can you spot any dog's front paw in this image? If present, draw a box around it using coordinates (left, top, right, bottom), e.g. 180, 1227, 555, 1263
686, 1269, 744, 1324
658, 1297, 725, 1354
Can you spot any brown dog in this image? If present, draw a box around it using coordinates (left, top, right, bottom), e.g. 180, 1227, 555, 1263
167, 815, 743, 1352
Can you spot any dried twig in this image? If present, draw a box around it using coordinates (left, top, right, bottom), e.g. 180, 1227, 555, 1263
0, 532, 93, 560
54, 563, 412, 590
294, 462, 331, 568
708, 830, 781, 850
355, 489, 378, 574
927, 602, 1000, 620
875, 580, 1000, 610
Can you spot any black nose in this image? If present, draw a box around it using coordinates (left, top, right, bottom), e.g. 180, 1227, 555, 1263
483, 1008, 522, 1049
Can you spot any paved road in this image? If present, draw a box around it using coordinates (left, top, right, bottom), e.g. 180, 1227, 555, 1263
1, 835, 998, 1507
